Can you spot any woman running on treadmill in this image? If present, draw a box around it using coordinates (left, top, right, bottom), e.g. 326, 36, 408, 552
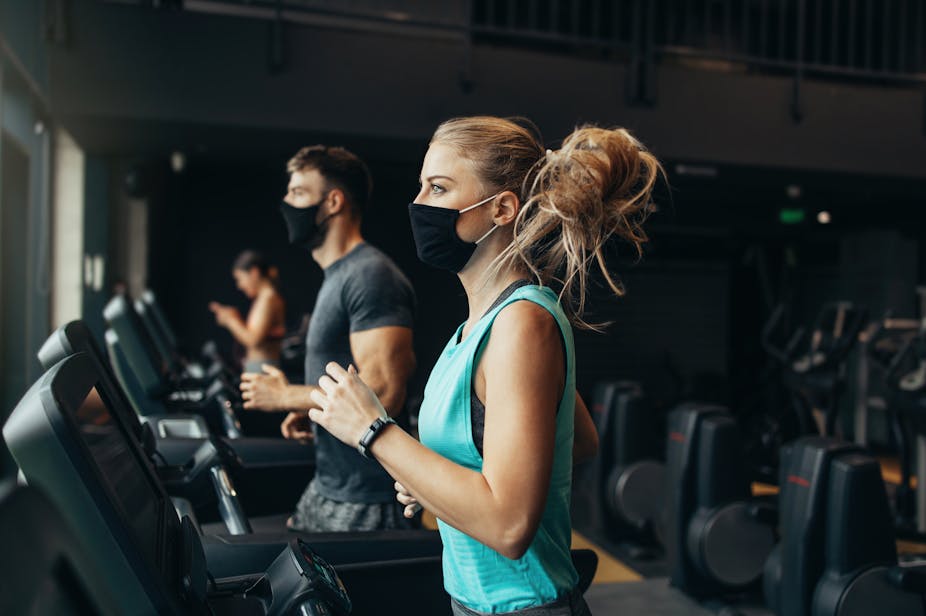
303, 116, 661, 615
209, 250, 286, 374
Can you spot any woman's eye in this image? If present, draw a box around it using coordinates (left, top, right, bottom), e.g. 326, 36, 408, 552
430, 184, 444, 194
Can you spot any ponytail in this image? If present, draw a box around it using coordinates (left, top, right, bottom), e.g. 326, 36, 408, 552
431, 117, 663, 329
512, 126, 662, 329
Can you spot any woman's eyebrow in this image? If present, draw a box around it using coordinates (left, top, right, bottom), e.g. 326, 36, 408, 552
425, 175, 455, 183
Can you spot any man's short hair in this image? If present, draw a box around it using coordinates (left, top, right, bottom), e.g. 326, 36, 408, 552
286, 145, 372, 217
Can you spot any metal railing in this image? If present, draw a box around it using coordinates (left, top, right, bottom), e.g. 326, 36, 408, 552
134, 0, 926, 84
470, 0, 926, 83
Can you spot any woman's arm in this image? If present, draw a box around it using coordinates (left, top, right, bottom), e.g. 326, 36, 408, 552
310, 302, 564, 559
393, 382, 596, 517
221, 291, 276, 349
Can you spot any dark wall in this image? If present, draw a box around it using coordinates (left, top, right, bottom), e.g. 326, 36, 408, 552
138, 151, 721, 403
146, 152, 470, 396
49, 1, 926, 179
81, 156, 112, 339
1, 133, 31, 413
52, 1, 926, 412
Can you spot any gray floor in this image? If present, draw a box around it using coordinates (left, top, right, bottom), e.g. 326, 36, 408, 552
585, 579, 773, 616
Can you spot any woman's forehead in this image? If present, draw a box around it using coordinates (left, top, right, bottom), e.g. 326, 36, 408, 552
422, 143, 474, 180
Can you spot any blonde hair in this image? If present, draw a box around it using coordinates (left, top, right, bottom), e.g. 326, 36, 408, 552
431, 116, 663, 329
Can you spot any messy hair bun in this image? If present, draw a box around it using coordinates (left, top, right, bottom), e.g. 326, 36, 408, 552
431, 117, 663, 328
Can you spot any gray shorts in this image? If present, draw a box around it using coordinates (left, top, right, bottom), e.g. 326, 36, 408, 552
451, 587, 592, 616
288, 478, 411, 533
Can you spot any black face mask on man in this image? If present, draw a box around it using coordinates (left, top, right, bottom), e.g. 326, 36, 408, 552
279, 192, 335, 248
407, 193, 499, 273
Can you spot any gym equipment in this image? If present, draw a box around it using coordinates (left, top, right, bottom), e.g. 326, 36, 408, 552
763, 435, 926, 616
852, 315, 920, 448
884, 327, 926, 537
573, 381, 664, 550
764, 302, 868, 438
0, 485, 119, 614
135, 289, 238, 384
664, 404, 777, 598
763, 437, 861, 616
104, 293, 244, 438
3, 352, 452, 614
37, 320, 315, 531
4, 353, 599, 613
854, 316, 926, 540
812, 450, 926, 615
39, 319, 170, 453
134, 290, 183, 376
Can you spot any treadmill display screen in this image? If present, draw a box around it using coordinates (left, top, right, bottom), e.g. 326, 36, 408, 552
74, 387, 162, 570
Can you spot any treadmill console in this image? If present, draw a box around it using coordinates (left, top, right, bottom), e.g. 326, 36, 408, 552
262, 539, 351, 616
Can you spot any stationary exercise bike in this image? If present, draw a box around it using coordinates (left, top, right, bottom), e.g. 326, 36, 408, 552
763, 302, 868, 438
664, 404, 777, 599
880, 326, 926, 540
573, 381, 665, 553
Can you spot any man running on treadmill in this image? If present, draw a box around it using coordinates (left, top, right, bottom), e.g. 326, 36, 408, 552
240, 145, 416, 532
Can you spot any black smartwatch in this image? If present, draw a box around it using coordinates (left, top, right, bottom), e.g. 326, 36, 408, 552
358, 416, 396, 459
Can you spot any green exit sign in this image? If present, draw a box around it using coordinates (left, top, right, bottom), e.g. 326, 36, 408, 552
779, 208, 806, 225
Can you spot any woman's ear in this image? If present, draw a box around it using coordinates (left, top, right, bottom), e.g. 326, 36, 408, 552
493, 190, 521, 226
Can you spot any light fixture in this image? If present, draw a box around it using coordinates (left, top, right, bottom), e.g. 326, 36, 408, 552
170, 151, 186, 173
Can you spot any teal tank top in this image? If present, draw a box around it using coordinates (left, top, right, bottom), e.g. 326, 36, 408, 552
417, 284, 579, 613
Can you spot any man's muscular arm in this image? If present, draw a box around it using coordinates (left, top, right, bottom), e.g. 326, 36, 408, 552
348, 326, 415, 417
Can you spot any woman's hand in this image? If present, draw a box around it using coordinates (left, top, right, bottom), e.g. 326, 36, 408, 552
309, 362, 389, 448
395, 481, 422, 519
208, 302, 241, 327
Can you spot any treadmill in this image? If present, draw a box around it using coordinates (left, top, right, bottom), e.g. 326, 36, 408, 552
134, 289, 239, 386
0, 485, 121, 615
3, 353, 451, 615
39, 320, 313, 528
103, 294, 245, 438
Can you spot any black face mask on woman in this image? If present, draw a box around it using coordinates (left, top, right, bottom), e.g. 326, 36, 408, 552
279, 193, 334, 248
407, 194, 499, 273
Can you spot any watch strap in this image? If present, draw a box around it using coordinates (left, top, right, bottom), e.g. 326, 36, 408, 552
358, 416, 396, 459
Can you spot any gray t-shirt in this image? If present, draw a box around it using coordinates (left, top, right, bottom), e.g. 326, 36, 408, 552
306, 242, 415, 503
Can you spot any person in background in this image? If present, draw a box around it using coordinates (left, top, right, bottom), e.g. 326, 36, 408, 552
209, 249, 286, 374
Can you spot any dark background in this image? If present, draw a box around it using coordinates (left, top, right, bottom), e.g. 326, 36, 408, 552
2, 0, 925, 436
143, 151, 925, 411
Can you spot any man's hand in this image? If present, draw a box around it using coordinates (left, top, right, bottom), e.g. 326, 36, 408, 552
240, 364, 290, 411
281, 411, 314, 442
